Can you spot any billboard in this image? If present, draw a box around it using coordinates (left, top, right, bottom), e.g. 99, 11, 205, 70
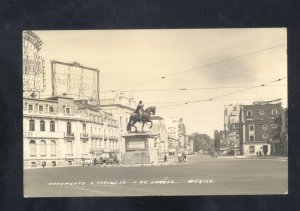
51, 60, 100, 104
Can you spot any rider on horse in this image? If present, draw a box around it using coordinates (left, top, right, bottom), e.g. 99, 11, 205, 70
135, 100, 144, 122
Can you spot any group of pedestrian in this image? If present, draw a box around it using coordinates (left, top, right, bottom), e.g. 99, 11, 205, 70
256, 151, 266, 158
177, 152, 187, 163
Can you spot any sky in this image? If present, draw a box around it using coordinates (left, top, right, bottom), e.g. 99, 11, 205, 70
33, 28, 287, 137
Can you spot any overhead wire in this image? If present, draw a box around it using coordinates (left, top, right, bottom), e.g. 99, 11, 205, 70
112, 43, 286, 92
156, 77, 286, 108
102, 84, 286, 93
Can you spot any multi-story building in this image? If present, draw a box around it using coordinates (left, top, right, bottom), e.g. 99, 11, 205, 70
280, 108, 288, 156
100, 94, 136, 158
165, 117, 187, 157
240, 101, 282, 156
149, 115, 169, 160
224, 104, 241, 148
23, 96, 119, 168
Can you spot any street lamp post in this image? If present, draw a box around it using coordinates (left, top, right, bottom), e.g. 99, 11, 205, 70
234, 144, 237, 158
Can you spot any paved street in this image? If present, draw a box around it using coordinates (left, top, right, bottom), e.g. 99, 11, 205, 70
24, 155, 288, 197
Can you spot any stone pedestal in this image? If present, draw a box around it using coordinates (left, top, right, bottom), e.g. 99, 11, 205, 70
122, 133, 159, 165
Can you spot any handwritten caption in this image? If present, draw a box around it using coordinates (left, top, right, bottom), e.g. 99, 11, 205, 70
48, 179, 214, 186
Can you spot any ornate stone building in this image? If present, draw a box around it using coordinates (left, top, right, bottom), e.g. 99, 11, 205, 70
23, 96, 119, 168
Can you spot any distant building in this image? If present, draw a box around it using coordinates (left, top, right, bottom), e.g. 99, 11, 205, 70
224, 104, 241, 153
240, 100, 282, 156
165, 117, 187, 151
149, 115, 169, 160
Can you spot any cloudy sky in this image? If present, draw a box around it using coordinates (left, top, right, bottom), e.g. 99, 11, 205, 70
34, 28, 287, 137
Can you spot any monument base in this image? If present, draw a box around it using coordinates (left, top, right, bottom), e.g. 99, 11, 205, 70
122, 133, 158, 165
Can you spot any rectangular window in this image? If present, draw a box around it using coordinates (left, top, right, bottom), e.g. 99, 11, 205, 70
29, 120, 35, 131
66, 107, 70, 114
50, 121, 55, 132
247, 111, 252, 117
249, 135, 254, 142
40, 121, 45, 131
249, 146, 255, 153
67, 122, 72, 135
249, 125, 254, 131
39, 105, 43, 112
28, 104, 33, 111
271, 109, 277, 115
49, 106, 54, 113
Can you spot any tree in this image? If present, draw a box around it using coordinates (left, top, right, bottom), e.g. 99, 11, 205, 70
190, 133, 213, 153
214, 130, 221, 152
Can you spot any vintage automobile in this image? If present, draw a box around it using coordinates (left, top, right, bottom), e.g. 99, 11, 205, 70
82, 158, 93, 166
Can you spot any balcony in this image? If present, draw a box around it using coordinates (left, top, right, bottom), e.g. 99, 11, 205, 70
90, 134, 102, 139
80, 133, 89, 139
108, 124, 118, 128
64, 132, 74, 138
111, 136, 118, 141
24, 131, 63, 139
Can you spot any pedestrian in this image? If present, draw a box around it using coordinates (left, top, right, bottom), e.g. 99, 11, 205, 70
256, 152, 259, 157
259, 151, 262, 158
178, 153, 182, 163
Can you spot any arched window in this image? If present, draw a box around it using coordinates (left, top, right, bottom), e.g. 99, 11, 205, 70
66, 141, 73, 155
29, 120, 35, 131
67, 121, 72, 135
50, 140, 56, 155
82, 141, 87, 154
40, 140, 46, 156
40, 120, 45, 131
29, 140, 36, 156
50, 120, 55, 132
82, 123, 86, 135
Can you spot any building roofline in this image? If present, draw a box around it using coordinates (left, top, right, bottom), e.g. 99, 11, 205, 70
46, 95, 74, 100
23, 97, 58, 103
100, 104, 135, 111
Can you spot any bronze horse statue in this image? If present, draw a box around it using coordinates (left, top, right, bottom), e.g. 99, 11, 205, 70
127, 106, 156, 132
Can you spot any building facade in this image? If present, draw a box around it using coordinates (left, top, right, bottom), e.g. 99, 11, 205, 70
240, 101, 282, 156
149, 116, 169, 160
224, 104, 241, 147
165, 117, 187, 150
23, 96, 119, 168
100, 94, 136, 159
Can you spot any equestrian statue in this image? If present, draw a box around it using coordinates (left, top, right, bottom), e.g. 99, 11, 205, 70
126, 100, 156, 132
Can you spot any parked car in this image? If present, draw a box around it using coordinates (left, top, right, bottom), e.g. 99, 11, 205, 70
82, 158, 93, 166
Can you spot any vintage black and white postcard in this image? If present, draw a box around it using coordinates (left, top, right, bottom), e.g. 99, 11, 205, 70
23, 28, 287, 197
